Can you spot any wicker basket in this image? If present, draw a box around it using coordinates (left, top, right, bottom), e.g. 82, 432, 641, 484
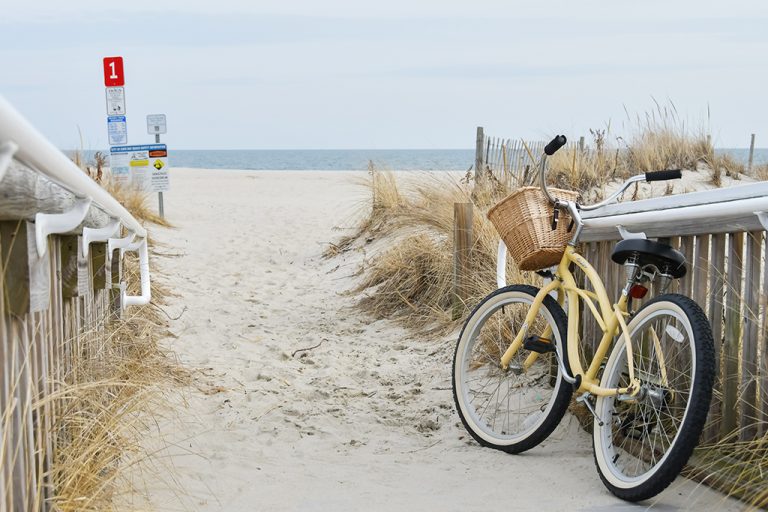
487, 187, 579, 271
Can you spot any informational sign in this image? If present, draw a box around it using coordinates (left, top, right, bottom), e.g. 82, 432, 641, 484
110, 144, 170, 192
107, 115, 128, 145
146, 114, 167, 135
105, 87, 126, 115
103, 56, 125, 86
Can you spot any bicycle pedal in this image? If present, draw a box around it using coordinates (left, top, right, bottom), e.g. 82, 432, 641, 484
523, 336, 555, 354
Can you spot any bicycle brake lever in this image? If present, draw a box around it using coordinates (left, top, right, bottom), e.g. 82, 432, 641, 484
551, 208, 559, 231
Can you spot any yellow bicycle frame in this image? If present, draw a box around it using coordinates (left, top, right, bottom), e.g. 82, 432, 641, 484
499, 246, 641, 397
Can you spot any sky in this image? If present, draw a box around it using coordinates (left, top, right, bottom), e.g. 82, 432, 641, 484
1, 0, 767, 150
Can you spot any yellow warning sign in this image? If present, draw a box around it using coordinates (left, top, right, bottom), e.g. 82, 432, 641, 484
153, 159, 164, 170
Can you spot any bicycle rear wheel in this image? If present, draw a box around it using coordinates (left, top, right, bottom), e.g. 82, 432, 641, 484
452, 284, 573, 453
593, 294, 715, 501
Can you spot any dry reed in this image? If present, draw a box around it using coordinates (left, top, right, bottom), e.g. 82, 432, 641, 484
544, 103, 745, 193
48, 187, 185, 509
335, 171, 533, 332
687, 430, 768, 509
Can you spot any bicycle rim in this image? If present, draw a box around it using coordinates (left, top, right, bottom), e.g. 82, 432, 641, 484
454, 288, 566, 447
594, 301, 697, 488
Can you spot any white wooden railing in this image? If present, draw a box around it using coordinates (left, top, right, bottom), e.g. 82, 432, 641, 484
0, 94, 150, 307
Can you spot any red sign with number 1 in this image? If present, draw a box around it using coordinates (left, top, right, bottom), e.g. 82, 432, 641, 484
103, 57, 124, 86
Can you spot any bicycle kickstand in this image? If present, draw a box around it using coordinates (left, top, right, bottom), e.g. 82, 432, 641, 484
576, 392, 605, 427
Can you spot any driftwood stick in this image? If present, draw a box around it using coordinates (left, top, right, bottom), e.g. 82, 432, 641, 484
291, 340, 324, 358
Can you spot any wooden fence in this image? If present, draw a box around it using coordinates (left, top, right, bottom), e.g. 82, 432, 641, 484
474, 126, 584, 188
0, 94, 152, 510
578, 233, 767, 443
1, 224, 118, 511
1, 158, 126, 510
576, 177, 768, 446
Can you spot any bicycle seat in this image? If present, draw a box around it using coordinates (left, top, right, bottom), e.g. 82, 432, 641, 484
611, 239, 687, 278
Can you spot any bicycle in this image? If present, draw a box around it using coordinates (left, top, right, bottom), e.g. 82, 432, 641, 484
452, 135, 715, 502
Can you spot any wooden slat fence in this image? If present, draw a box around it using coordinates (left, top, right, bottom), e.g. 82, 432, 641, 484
577, 233, 767, 443
1, 179, 122, 511
474, 126, 582, 188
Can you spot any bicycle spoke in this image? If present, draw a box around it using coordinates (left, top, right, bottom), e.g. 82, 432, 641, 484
455, 288, 567, 446
598, 303, 701, 483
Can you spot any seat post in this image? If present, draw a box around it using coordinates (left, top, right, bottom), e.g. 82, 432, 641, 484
622, 255, 640, 297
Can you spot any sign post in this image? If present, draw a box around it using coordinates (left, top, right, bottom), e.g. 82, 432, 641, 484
147, 114, 169, 218
104, 56, 128, 180
102, 58, 170, 218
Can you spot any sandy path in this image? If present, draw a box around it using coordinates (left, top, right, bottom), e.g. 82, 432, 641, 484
126, 169, 742, 512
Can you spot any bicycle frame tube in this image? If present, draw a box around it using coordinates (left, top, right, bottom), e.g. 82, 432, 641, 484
499, 246, 640, 397
499, 278, 561, 370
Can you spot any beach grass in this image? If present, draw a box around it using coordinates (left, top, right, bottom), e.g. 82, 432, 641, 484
334, 170, 533, 333
44, 180, 185, 509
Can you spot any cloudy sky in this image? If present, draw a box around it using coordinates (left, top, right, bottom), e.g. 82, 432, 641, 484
1, 0, 766, 150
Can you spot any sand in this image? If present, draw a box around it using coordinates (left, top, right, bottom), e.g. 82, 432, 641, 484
123, 168, 744, 512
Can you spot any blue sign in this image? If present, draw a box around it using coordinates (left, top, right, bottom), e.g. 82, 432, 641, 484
107, 115, 127, 146
109, 144, 166, 153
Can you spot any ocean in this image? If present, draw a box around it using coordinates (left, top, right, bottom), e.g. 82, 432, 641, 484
167, 149, 476, 171
76, 148, 768, 172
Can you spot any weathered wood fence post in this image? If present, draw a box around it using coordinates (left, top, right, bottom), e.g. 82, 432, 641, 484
452, 203, 473, 320
474, 126, 485, 184
368, 159, 376, 209
747, 133, 756, 174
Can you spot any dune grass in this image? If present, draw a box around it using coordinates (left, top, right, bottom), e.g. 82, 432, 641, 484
542, 104, 745, 193
687, 429, 768, 509
334, 170, 534, 333
46, 304, 187, 511
15, 177, 185, 510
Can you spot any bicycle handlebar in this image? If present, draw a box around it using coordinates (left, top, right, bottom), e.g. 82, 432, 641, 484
645, 169, 682, 182
544, 135, 567, 156
537, 133, 687, 244
540, 135, 684, 212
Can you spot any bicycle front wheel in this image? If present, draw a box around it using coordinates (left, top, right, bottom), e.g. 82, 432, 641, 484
452, 284, 573, 453
593, 294, 715, 501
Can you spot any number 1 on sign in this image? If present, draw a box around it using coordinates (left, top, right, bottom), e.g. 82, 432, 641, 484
103, 56, 124, 86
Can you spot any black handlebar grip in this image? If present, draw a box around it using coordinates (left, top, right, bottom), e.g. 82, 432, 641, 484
544, 135, 567, 156
645, 169, 682, 182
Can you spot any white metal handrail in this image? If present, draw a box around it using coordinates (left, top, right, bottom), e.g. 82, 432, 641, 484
0, 94, 150, 308
0, 94, 146, 238
122, 239, 151, 307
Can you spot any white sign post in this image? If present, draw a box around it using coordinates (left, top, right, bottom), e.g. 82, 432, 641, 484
104, 56, 128, 183
147, 114, 169, 217
105, 87, 126, 115
147, 114, 167, 136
